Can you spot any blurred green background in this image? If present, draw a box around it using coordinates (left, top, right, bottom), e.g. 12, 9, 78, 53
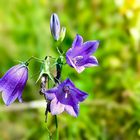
0, 0, 140, 140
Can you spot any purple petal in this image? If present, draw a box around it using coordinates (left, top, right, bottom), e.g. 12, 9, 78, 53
84, 56, 98, 67
2, 91, 19, 106
81, 41, 99, 56
74, 56, 98, 67
64, 78, 75, 88
18, 95, 23, 103
56, 89, 78, 106
54, 78, 79, 105
0, 64, 28, 105
0, 65, 21, 88
66, 50, 74, 67
1, 67, 28, 106
72, 34, 83, 48
66, 55, 85, 73
71, 88, 88, 102
65, 104, 79, 117
45, 87, 57, 100
0, 79, 2, 92
50, 97, 65, 115
0, 65, 25, 89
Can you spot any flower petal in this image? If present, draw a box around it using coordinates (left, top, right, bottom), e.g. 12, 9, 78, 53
0, 64, 28, 105
2, 89, 19, 106
72, 34, 83, 48
0, 79, 3, 92
71, 88, 88, 102
66, 55, 85, 73
65, 104, 79, 117
0, 65, 21, 88
66, 50, 74, 67
84, 56, 98, 67
81, 41, 99, 56
64, 78, 75, 88
45, 87, 58, 100
18, 95, 23, 103
50, 97, 65, 115
74, 56, 98, 67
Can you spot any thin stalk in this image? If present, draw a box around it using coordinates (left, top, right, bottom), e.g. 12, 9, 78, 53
55, 115, 59, 140
56, 47, 62, 55
46, 76, 52, 140
25, 56, 44, 65
46, 126, 52, 140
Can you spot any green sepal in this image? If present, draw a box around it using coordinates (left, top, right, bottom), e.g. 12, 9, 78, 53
36, 57, 55, 84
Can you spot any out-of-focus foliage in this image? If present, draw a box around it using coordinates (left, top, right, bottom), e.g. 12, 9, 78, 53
0, 0, 140, 140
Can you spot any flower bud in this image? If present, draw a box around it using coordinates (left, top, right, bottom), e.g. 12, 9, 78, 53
50, 13, 60, 41
59, 27, 66, 42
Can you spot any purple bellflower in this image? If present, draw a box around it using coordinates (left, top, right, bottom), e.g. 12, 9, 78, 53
50, 13, 61, 41
0, 64, 28, 106
66, 34, 99, 73
44, 78, 88, 117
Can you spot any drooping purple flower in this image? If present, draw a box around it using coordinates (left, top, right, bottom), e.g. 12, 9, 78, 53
50, 13, 61, 40
0, 64, 28, 106
66, 34, 99, 73
44, 78, 88, 117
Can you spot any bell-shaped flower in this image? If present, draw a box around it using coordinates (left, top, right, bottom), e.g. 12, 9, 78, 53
0, 64, 28, 106
44, 78, 88, 117
66, 34, 99, 73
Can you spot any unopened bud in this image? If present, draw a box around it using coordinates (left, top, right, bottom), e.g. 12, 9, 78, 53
50, 13, 60, 41
59, 27, 66, 42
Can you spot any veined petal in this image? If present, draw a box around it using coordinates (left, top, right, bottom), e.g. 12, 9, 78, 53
2, 89, 19, 106
50, 97, 65, 115
72, 34, 83, 48
70, 88, 88, 102
84, 56, 98, 67
65, 104, 79, 117
66, 50, 74, 67
0, 64, 28, 105
17, 68, 28, 103
81, 41, 99, 56
66, 55, 85, 73
0, 65, 21, 89
74, 55, 98, 67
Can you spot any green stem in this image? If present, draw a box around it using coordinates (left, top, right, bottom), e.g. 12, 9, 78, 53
46, 126, 52, 140
42, 76, 52, 140
25, 56, 44, 65
56, 47, 62, 55
55, 115, 59, 140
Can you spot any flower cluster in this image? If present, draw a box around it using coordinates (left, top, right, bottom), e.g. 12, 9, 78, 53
0, 13, 99, 118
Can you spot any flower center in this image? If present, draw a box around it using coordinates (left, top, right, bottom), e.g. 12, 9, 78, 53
63, 85, 70, 98
72, 56, 83, 66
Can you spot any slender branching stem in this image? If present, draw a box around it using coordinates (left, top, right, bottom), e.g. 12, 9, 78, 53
25, 56, 44, 65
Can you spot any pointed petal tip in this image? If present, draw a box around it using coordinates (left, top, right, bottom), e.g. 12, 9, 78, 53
18, 97, 23, 103
4, 99, 12, 106
76, 34, 82, 38
65, 105, 79, 117
72, 34, 83, 48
